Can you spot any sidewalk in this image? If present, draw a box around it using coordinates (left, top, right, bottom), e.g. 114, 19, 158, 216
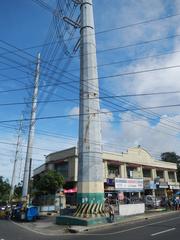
11, 210, 179, 235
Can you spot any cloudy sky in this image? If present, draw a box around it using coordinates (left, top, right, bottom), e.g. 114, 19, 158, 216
1, 0, 180, 182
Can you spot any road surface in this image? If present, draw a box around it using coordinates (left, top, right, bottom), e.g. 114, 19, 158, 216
0, 212, 180, 240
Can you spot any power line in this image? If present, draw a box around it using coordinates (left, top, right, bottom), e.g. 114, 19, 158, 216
2, 40, 180, 136
0, 15, 180, 139
1, 63, 180, 94
0, 139, 60, 152
2, 31, 180, 66
2, 41, 180, 138
68, 48, 180, 72
1, 45, 179, 137
0, 90, 180, 106
0, 114, 179, 153
2, 9, 180, 55
0, 102, 180, 123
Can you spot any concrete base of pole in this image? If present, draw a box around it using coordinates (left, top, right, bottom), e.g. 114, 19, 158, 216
56, 215, 108, 226
73, 203, 105, 218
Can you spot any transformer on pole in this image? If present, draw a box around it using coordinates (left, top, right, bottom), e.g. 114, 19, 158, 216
22, 53, 40, 199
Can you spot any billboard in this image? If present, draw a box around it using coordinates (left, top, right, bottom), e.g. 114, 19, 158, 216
115, 178, 144, 192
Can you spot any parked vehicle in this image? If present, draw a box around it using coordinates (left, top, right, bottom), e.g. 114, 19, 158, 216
145, 195, 161, 208
0, 205, 11, 219
11, 203, 39, 221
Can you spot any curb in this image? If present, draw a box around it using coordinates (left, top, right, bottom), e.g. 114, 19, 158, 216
10, 210, 179, 235
68, 210, 179, 233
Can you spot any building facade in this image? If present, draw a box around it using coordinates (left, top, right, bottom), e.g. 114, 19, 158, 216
33, 146, 179, 204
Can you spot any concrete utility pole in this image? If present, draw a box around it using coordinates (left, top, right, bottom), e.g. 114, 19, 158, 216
74, 0, 104, 217
10, 117, 23, 199
22, 53, 40, 199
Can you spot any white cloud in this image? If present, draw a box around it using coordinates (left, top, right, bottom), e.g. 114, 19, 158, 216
68, 106, 79, 117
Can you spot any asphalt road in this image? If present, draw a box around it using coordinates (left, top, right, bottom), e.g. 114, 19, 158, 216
0, 212, 180, 240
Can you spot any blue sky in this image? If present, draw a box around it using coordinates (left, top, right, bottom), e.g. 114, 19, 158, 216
1, 0, 180, 181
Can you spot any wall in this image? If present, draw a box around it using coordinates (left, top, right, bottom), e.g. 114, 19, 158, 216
119, 203, 145, 216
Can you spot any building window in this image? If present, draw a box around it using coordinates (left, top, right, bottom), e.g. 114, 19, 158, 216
143, 168, 151, 178
168, 171, 175, 180
108, 165, 119, 177
156, 170, 164, 179
127, 167, 137, 178
55, 162, 68, 179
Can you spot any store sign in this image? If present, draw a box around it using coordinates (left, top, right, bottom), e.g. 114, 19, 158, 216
168, 183, 180, 190
115, 178, 144, 192
63, 187, 77, 193
106, 178, 115, 186
170, 186, 178, 190
159, 182, 168, 189
144, 180, 156, 190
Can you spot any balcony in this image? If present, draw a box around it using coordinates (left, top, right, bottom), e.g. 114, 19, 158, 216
168, 179, 176, 183
143, 177, 152, 181
108, 173, 120, 179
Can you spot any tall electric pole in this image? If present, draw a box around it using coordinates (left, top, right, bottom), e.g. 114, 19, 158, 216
22, 53, 40, 199
10, 116, 23, 199
74, 0, 104, 217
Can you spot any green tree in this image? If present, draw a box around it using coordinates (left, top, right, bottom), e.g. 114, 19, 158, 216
0, 176, 11, 202
33, 170, 64, 195
161, 152, 180, 182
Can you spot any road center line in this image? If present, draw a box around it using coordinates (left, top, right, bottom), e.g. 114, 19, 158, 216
151, 228, 176, 237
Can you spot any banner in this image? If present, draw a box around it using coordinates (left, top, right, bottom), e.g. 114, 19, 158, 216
115, 178, 144, 192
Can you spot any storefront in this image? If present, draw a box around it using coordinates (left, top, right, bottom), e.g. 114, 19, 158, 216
115, 178, 144, 202
63, 187, 77, 206
168, 183, 180, 190
104, 178, 118, 203
144, 180, 156, 196
155, 182, 169, 197
115, 178, 145, 216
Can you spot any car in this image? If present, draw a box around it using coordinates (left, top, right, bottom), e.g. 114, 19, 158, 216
145, 195, 161, 208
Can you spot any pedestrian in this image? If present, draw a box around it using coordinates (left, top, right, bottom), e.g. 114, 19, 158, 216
108, 203, 115, 222
175, 196, 180, 210
4, 206, 10, 220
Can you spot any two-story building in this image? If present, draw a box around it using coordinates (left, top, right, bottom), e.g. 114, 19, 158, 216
33, 146, 179, 204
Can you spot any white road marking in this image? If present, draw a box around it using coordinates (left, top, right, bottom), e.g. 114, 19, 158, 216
10, 214, 180, 236
151, 228, 176, 236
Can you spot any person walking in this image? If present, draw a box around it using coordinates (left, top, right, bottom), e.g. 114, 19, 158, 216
175, 196, 180, 210
108, 203, 115, 222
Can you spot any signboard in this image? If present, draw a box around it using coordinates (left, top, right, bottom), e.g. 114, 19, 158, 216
169, 185, 180, 190
115, 178, 144, 192
106, 178, 115, 186
63, 187, 77, 193
144, 180, 156, 190
159, 182, 168, 189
